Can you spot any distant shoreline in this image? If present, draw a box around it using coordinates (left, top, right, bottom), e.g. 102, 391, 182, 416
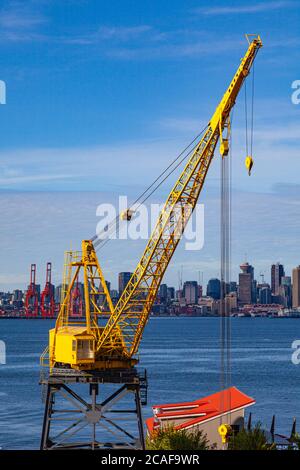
0, 315, 299, 320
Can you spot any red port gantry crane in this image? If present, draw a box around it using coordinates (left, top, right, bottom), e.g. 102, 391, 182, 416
25, 263, 39, 317
41, 262, 55, 318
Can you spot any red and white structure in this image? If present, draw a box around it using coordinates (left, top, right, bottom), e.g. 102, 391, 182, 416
146, 387, 255, 449
41, 262, 55, 318
25, 264, 39, 317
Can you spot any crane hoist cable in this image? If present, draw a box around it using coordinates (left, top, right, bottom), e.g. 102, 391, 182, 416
244, 80, 249, 156
244, 71, 255, 156
220, 108, 234, 425
220, 61, 256, 424
220, 125, 230, 423
93, 125, 209, 250
228, 111, 233, 411
250, 61, 255, 156
244, 57, 256, 175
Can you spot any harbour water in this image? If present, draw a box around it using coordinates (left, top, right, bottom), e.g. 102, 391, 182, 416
0, 317, 299, 449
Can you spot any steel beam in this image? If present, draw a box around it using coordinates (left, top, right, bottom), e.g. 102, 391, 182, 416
40, 369, 147, 450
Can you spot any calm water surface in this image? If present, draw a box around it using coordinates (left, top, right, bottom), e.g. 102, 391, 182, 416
0, 317, 299, 449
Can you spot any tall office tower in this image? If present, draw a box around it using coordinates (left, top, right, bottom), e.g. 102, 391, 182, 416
229, 281, 237, 293
183, 281, 198, 304
167, 287, 175, 301
292, 266, 300, 308
206, 278, 221, 300
159, 283, 168, 303
238, 262, 254, 305
259, 286, 272, 304
271, 263, 285, 295
279, 276, 292, 308
12, 289, 23, 302
118, 272, 133, 296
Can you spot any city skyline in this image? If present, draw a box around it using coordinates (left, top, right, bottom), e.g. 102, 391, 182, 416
2, 259, 299, 299
2, 259, 298, 318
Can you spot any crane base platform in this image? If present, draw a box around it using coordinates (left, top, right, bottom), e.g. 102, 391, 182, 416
40, 368, 147, 450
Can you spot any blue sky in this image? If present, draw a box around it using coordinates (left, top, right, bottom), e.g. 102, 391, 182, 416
0, 0, 300, 290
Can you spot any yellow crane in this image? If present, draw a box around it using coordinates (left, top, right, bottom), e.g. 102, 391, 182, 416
45, 34, 262, 373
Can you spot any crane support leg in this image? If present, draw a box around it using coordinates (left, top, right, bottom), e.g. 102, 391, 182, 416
40, 369, 147, 450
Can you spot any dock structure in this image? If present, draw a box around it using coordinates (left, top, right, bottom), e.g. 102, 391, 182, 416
40, 368, 147, 450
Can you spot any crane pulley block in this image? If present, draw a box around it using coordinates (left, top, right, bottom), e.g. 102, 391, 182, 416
220, 138, 229, 157
120, 209, 134, 221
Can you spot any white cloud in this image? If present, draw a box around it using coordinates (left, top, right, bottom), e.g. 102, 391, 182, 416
0, 11, 46, 29
0, 140, 184, 190
0, 2, 47, 42
64, 25, 152, 45
105, 37, 243, 60
195, 1, 295, 15
0, 173, 74, 185
97, 25, 152, 40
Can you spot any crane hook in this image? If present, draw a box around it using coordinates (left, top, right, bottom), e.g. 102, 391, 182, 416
218, 423, 232, 444
245, 155, 253, 176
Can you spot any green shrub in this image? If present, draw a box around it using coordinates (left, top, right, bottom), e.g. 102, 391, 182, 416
228, 423, 275, 450
146, 426, 212, 450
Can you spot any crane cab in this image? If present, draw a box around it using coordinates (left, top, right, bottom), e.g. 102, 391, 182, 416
49, 326, 95, 368
49, 325, 139, 371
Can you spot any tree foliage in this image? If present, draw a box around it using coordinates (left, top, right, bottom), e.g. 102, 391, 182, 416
228, 423, 275, 450
146, 426, 213, 450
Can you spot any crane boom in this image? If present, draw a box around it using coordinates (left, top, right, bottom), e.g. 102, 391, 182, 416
96, 34, 262, 359
47, 35, 262, 371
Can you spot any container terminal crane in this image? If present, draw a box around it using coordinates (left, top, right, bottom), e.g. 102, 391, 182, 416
40, 34, 262, 450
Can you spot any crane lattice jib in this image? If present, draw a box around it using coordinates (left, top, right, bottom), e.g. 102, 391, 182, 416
97, 35, 262, 358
